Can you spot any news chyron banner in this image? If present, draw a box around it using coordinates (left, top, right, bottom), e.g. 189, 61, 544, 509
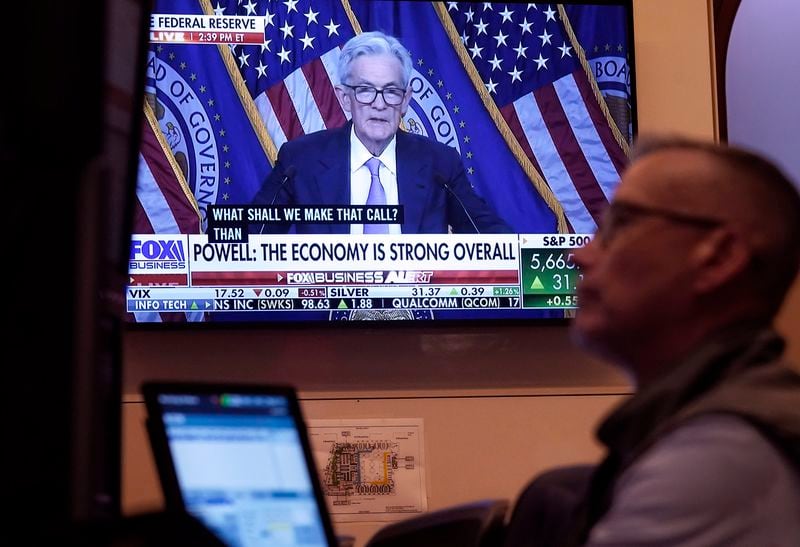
127, 234, 588, 322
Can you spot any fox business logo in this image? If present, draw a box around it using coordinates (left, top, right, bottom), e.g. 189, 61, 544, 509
286, 271, 434, 285
129, 238, 187, 270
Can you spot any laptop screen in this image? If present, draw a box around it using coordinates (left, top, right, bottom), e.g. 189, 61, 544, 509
143, 383, 338, 547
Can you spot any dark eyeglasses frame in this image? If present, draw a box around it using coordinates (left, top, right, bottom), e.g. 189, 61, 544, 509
341, 84, 407, 106
596, 200, 723, 245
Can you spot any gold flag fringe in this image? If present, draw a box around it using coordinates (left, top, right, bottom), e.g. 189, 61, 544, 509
143, 100, 203, 229
558, 4, 630, 157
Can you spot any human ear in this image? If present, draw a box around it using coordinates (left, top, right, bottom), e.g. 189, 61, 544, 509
335, 85, 352, 113
399, 87, 412, 116
691, 228, 752, 293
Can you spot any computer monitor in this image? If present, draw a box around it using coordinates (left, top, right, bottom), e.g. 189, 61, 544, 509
143, 382, 339, 547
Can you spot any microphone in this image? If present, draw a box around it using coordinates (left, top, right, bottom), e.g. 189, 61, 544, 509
260, 165, 296, 234
436, 173, 480, 234
270, 165, 297, 206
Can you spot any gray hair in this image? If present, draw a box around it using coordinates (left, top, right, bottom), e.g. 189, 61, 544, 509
337, 31, 413, 88
631, 134, 800, 317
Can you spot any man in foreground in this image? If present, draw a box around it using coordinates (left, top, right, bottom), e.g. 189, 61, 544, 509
251, 31, 510, 234
568, 135, 800, 545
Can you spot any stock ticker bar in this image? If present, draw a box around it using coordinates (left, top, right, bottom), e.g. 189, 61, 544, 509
128, 296, 520, 313
214, 296, 520, 311
126, 285, 521, 313
126, 234, 590, 315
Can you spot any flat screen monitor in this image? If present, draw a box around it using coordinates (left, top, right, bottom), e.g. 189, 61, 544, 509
143, 382, 339, 546
127, 0, 635, 324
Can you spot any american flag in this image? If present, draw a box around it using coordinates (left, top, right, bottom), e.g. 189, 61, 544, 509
224, 0, 357, 155
134, 104, 202, 235
444, 2, 630, 232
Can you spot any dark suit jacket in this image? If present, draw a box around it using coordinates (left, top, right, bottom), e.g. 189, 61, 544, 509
251, 123, 511, 234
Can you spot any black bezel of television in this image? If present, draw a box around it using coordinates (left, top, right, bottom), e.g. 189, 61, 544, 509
126, 0, 637, 327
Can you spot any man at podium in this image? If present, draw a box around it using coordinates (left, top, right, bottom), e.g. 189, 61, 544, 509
252, 31, 510, 235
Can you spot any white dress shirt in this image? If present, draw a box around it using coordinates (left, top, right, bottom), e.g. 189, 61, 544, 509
348, 127, 402, 234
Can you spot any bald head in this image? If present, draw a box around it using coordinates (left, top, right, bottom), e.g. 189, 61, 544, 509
624, 135, 800, 316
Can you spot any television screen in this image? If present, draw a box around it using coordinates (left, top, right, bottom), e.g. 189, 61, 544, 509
128, 0, 635, 324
